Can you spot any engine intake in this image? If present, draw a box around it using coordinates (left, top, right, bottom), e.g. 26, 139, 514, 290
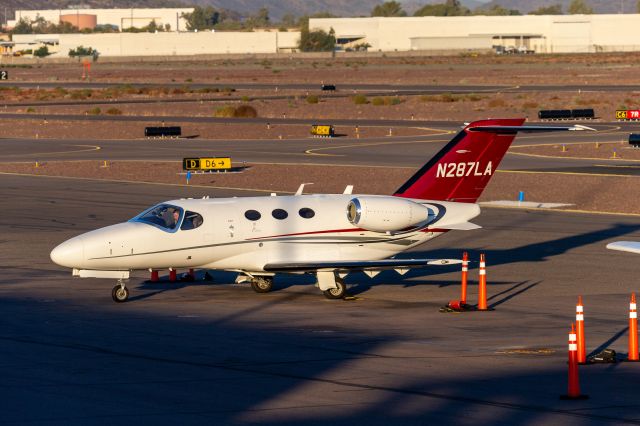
347, 196, 434, 233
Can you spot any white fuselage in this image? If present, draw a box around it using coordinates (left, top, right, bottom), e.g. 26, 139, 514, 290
50, 194, 480, 274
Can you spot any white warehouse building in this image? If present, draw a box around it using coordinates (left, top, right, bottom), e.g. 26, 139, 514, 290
309, 14, 640, 54
10, 31, 301, 57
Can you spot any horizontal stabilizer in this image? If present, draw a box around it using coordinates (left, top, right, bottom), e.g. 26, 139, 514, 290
468, 125, 596, 133
606, 241, 640, 255
264, 258, 462, 273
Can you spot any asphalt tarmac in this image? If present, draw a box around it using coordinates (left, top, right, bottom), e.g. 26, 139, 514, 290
0, 118, 638, 173
2, 174, 640, 425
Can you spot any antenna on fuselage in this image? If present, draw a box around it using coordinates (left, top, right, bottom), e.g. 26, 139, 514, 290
295, 183, 314, 196
343, 185, 354, 195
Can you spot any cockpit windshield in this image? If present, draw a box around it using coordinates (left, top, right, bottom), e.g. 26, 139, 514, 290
131, 204, 183, 232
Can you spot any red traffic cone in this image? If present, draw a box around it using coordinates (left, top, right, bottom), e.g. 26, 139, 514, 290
169, 268, 177, 282
150, 270, 159, 282
561, 323, 588, 400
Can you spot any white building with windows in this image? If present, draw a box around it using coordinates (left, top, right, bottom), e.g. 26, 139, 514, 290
310, 14, 640, 54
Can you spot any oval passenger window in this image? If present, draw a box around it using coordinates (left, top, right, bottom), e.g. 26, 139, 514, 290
298, 208, 315, 219
272, 209, 288, 220
244, 210, 261, 221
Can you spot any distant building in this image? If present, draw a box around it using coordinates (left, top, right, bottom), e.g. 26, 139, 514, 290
10, 31, 301, 57
310, 14, 640, 54
8, 8, 193, 32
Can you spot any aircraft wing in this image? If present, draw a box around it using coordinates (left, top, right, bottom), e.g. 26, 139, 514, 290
606, 241, 640, 254
263, 258, 462, 273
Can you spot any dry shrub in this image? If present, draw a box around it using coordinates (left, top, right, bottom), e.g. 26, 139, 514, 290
522, 101, 538, 109
214, 106, 236, 117
234, 104, 257, 117
353, 94, 368, 104
106, 107, 122, 115
488, 98, 507, 108
213, 105, 258, 118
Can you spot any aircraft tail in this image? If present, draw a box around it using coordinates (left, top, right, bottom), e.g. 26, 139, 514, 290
393, 118, 525, 203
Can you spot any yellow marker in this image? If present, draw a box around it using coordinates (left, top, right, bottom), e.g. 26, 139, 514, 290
612, 150, 618, 159
562, 144, 567, 152
35, 161, 39, 168
595, 142, 600, 149
389, 128, 393, 136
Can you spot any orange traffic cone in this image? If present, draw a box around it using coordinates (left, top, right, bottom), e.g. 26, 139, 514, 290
576, 296, 586, 364
561, 323, 588, 400
477, 253, 488, 310
629, 293, 638, 362
446, 251, 469, 311
460, 251, 469, 305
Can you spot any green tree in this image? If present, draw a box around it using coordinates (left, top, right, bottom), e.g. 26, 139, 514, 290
371, 1, 407, 17
568, 0, 593, 14
414, 0, 470, 16
182, 6, 219, 31
529, 5, 563, 15
33, 45, 50, 57
280, 13, 296, 27
299, 27, 335, 52
10, 18, 33, 34
474, 5, 521, 15
247, 7, 270, 28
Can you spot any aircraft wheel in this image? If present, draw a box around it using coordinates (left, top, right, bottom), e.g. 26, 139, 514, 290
323, 280, 346, 300
251, 277, 273, 293
111, 284, 129, 303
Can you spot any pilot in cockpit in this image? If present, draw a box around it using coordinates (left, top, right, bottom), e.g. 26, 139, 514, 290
171, 210, 180, 228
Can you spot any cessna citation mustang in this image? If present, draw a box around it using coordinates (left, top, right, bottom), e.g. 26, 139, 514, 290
51, 119, 591, 302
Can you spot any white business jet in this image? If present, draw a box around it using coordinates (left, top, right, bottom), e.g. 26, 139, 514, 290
51, 118, 591, 302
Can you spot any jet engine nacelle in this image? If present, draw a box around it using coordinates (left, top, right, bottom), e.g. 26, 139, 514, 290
346, 196, 434, 233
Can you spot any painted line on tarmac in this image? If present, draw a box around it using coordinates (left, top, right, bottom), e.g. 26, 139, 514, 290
305, 133, 453, 156
481, 203, 640, 218
497, 169, 638, 178
3, 144, 102, 158
0, 171, 289, 194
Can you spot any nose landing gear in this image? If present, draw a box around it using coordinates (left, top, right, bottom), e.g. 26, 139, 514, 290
112, 279, 129, 303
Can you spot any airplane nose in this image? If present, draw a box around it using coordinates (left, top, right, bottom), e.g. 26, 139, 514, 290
50, 237, 84, 268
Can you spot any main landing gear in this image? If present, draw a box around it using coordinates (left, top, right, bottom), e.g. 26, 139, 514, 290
112, 279, 129, 303
250, 276, 273, 293
316, 271, 347, 300
322, 277, 346, 300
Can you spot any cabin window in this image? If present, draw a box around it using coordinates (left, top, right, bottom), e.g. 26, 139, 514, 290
131, 204, 183, 232
272, 209, 288, 220
244, 210, 261, 221
298, 208, 315, 219
180, 211, 204, 230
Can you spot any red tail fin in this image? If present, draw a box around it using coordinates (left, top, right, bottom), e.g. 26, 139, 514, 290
394, 118, 525, 202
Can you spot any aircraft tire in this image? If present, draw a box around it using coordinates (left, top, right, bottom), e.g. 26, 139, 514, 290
251, 277, 273, 293
323, 280, 346, 300
111, 284, 129, 303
